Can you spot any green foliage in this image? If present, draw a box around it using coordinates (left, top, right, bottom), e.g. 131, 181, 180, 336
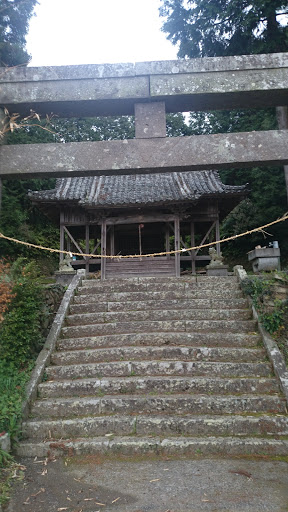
0, 260, 44, 366
260, 300, 287, 334
0, 0, 38, 66
0, 447, 13, 467
166, 113, 191, 137
0, 177, 59, 263
241, 275, 288, 335
6, 115, 135, 145
159, 0, 288, 58
0, 361, 31, 438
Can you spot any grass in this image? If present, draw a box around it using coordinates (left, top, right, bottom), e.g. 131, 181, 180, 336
0, 456, 26, 507
0, 361, 33, 440
0, 361, 33, 506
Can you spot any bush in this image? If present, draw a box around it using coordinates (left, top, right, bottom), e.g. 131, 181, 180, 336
0, 259, 45, 367
0, 361, 31, 439
241, 274, 288, 336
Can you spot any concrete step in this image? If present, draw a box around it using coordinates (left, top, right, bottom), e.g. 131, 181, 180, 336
74, 289, 244, 303
51, 346, 267, 366
46, 361, 272, 381
38, 376, 280, 399
57, 332, 261, 350
30, 394, 287, 420
16, 436, 288, 458
22, 414, 288, 440
80, 276, 238, 291
70, 297, 248, 313
78, 282, 241, 297
61, 319, 257, 339
65, 308, 252, 326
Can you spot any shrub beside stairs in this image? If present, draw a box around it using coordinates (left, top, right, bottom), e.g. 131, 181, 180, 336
17, 276, 288, 458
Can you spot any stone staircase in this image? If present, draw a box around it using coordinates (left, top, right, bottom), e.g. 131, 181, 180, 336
18, 276, 288, 458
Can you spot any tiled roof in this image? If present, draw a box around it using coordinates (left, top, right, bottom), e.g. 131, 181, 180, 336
29, 170, 246, 208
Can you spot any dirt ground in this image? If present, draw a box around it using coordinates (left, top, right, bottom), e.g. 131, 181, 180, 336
4, 454, 288, 512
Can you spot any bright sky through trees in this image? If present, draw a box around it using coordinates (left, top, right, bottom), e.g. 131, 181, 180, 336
26, 0, 178, 66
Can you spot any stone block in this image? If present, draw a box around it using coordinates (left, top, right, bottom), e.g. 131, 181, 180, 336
54, 270, 76, 286
248, 248, 281, 273
206, 265, 229, 276
0, 432, 11, 452
135, 102, 166, 138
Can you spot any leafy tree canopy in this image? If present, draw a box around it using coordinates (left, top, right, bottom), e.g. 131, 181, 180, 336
0, 0, 38, 66
160, 0, 288, 58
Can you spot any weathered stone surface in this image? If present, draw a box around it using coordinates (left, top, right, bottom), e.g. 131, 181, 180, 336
57, 331, 261, 351
17, 275, 287, 459
61, 318, 257, 338
16, 436, 288, 458
150, 67, 288, 111
135, 102, 166, 138
37, 376, 279, 399
46, 360, 271, 381
22, 414, 288, 440
30, 394, 286, 419
71, 297, 248, 313
2, 130, 288, 178
51, 346, 265, 366
65, 308, 251, 326
0, 433, 11, 452
2, 52, 288, 117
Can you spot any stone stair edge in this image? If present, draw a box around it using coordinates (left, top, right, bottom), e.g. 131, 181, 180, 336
15, 436, 288, 458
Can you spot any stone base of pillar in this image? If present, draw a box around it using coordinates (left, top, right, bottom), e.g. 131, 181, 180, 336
206, 265, 229, 276
55, 270, 76, 285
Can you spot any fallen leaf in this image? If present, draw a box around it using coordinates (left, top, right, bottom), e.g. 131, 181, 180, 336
74, 478, 82, 482
112, 497, 120, 503
41, 468, 48, 476
230, 469, 252, 479
31, 489, 45, 497
95, 502, 106, 506
150, 478, 160, 482
23, 498, 30, 505
57, 508, 69, 511
84, 498, 93, 501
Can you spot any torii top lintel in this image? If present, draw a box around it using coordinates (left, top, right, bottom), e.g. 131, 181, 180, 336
1, 52, 288, 117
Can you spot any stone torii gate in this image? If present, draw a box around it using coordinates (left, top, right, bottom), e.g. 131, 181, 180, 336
1, 52, 288, 179
0, 52, 288, 277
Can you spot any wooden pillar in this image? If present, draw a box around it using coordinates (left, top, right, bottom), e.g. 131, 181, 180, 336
190, 221, 196, 274
110, 225, 115, 256
215, 217, 221, 255
174, 217, 180, 278
85, 224, 90, 276
60, 211, 65, 264
101, 219, 107, 280
165, 223, 170, 260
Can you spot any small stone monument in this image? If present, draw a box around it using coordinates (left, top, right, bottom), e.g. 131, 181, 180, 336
55, 253, 76, 285
248, 243, 281, 273
206, 247, 228, 276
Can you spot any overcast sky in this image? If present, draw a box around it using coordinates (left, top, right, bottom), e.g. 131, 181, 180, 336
26, 0, 178, 67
